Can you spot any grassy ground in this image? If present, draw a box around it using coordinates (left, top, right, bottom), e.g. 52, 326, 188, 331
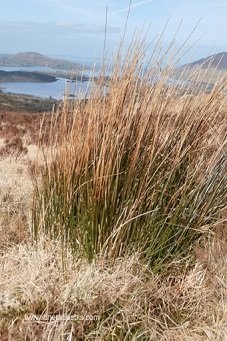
0, 93, 58, 113
0, 154, 227, 340
0, 44, 227, 340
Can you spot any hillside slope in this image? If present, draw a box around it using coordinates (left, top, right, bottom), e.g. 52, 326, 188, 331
0, 52, 82, 70
184, 52, 227, 70
176, 52, 227, 85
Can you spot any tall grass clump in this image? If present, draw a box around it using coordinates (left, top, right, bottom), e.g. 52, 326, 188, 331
32, 41, 227, 268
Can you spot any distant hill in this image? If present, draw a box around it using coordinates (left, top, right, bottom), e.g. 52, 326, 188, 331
176, 52, 227, 85
0, 70, 56, 83
183, 52, 227, 70
0, 52, 82, 70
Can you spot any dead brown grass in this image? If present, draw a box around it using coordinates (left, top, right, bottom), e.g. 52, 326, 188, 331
0, 43, 226, 340
0, 111, 52, 156
0, 109, 226, 340
33, 48, 227, 268
0, 230, 227, 340
0, 156, 32, 252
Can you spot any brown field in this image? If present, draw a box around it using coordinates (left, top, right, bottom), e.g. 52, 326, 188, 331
0, 93, 58, 113
0, 111, 52, 157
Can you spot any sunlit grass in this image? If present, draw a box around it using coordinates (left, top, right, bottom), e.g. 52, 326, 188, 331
32, 40, 227, 269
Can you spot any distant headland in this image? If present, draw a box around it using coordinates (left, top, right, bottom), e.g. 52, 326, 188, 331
0, 52, 83, 70
0, 70, 57, 83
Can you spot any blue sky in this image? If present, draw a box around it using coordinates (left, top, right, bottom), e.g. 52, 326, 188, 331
0, 0, 226, 63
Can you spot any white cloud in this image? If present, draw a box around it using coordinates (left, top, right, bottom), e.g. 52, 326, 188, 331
0, 20, 120, 34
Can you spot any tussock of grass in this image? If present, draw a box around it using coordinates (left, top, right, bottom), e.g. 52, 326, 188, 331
33, 42, 227, 268
1, 37, 227, 340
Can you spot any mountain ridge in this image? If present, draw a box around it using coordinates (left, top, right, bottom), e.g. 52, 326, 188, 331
0, 52, 83, 70
176, 51, 227, 85
182, 52, 227, 70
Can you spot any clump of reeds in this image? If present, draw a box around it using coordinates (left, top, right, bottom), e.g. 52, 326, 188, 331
32, 40, 227, 269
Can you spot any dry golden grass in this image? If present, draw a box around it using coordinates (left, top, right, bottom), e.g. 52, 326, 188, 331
33, 45, 227, 268
0, 102, 226, 340
0, 218, 227, 340
0, 108, 226, 339
0, 39, 227, 340
0, 156, 32, 251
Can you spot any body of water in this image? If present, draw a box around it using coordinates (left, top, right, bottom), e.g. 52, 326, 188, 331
1, 66, 209, 99
0, 66, 57, 72
0, 78, 93, 99
0, 66, 95, 99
